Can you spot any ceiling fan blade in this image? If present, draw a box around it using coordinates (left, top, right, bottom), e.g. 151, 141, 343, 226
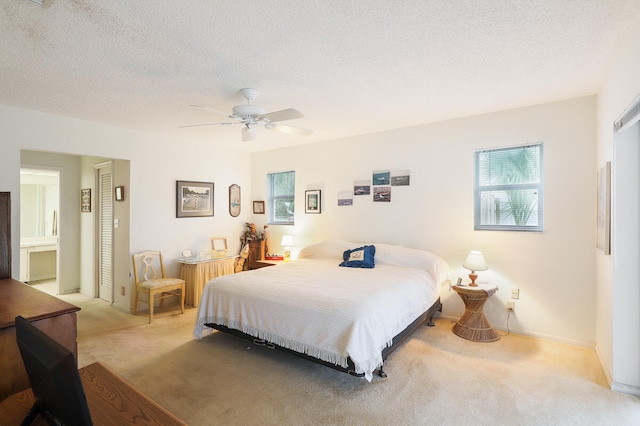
258, 108, 304, 123
190, 105, 232, 117
242, 126, 257, 141
178, 122, 236, 128
265, 123, 313, 136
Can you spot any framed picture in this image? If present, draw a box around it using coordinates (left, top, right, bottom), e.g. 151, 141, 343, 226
373, 186, 391, 202
211, 237, 228, 256
176, 180, 214, 218
305, 190, 321, 214
81, 189, 91, 212
354, 180, 371, 196
114, 186, 124, 201
253, 200, 265, 214
391, 170, 411, 186
338, 191, 353, 206
229, 184, 241, 217
372, 170, 390, 186
597, 162, 611, 255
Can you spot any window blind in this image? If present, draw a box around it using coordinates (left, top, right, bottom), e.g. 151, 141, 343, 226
474, 143, 543, 231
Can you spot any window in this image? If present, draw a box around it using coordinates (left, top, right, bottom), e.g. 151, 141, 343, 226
268, 171, 295, 225
474, 143, 543, 231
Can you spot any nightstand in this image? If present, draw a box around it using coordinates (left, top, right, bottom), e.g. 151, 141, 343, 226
452, 284, 500, 342
252, 259, 283, 269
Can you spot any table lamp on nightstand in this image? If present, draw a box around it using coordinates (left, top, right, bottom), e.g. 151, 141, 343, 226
463, 250, 488, 286
281, 235, 294, 262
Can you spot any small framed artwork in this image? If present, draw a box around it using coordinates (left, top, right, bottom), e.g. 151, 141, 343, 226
390, 170, 410, 186
354, 180, 371, 195
81, 189, 91, 212
211, 237, 228, 256
253, 201, 265, 214
372, 170, 390, 186
114, 186, 124, 201
338, 191, 353, 206
305, 190, 321, 214
176, 180, 214, 218
373, 186, 391, 202
597, 162, 611, 255
229, 184, 241, 217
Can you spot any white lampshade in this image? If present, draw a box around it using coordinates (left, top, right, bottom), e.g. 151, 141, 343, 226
463, 250, 488, 272
281, 235, 294, 246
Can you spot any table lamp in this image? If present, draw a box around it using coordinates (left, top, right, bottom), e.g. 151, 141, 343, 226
281, 235, 294, 262
463, 250, 488, 286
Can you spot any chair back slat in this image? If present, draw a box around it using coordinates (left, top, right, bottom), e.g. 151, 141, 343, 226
132, 250, 165, 284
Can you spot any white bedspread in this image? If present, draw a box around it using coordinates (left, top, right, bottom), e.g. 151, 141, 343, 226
193, 240, 449, 381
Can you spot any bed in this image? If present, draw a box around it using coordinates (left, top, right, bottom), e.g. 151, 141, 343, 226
193, 240, 450, 381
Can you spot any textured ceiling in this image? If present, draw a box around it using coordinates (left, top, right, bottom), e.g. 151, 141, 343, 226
2, 0, 640, 152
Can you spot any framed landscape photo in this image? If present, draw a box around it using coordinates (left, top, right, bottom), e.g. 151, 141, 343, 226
229, 184, 241, 217
305, 190, 321, 214
253, 200, 265, 214
176, 180, 214, 218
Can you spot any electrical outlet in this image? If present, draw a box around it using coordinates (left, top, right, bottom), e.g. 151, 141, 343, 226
120, 286, 125, 296
511, 288, 520, 299
506, 301, 515, 312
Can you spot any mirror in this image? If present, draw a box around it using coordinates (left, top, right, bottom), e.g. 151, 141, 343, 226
20, 168, 59, 240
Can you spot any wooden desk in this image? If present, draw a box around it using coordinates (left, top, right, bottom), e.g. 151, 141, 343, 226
451, 284, 500, 342
176, 255, 237, 306
0, 362, 186, 425
0, 278, 80, 400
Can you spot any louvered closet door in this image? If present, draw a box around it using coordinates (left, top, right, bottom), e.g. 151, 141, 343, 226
98, 168, 113, 302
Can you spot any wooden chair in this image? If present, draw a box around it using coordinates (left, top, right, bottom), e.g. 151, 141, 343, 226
131, 250, 185, 324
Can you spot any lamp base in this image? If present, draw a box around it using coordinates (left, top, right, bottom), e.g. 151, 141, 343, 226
468, 271, 478, 287
283, 249, 291, 262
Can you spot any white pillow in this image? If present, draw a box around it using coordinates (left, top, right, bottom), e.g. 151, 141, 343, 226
298, 240, 359, 260
374, 243, 452, 285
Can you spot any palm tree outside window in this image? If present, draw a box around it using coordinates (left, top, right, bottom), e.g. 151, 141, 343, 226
474, 144, 543, 232
268, 171, 295, 225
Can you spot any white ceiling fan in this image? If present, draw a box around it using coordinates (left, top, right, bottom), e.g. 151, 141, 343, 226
181, 88, 312, 141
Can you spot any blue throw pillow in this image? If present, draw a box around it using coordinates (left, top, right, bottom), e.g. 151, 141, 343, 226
339, 245, 376, 268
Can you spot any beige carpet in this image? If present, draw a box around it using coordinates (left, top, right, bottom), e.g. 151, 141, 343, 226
55, 292, 639, 426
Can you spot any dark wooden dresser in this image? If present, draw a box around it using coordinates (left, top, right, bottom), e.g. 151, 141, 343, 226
0, 278, 80, 401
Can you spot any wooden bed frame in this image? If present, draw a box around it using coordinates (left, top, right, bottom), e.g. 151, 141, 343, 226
205, 297, 442, 378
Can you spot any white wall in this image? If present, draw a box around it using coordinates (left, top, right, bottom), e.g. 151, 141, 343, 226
0, 105, 251, 311
595, 15, 640, 394
252, 96, 597, 346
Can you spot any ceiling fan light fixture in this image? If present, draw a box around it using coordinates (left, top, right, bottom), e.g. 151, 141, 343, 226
242, 125, 257, 142
232, 104, 266, 119
183, 88, 312, 141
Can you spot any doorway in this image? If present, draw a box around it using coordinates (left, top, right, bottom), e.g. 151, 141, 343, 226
19, 168, 59, 295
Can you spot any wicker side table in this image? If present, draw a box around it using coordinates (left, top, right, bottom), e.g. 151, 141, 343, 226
452, 285, 500, 342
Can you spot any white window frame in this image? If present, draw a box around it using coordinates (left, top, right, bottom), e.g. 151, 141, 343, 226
268, 170, 295, 225
474, 143, 544, 232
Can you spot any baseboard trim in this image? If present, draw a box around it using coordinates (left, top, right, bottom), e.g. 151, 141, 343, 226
439, 315, 595, 348
611, 381, 640, 396
594, 344, 613, 388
